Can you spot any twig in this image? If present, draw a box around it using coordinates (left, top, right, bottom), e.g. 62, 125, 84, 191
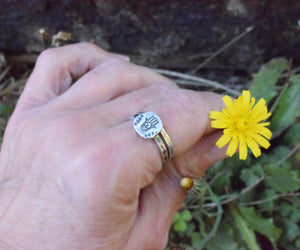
277, 144, 299, 167
0, 64, 12, 83
0, 78, 25, 97
196, 181, 223, 250
270, 59, 293, 114
155, 68, 241, 96
6, 54, 38, 64
208, 170, 227, 186
174, 79, 214, 88
291, 66, 300, 75
193, 26, 254, 73
202, 175, 265, 208
239, 192, 300, 206
188, 52, 212, 61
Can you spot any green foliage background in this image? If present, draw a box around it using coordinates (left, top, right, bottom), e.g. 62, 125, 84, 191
168, 58, 300, 249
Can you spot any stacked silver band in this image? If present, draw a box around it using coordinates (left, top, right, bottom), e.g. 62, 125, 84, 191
132, 112, 174, 162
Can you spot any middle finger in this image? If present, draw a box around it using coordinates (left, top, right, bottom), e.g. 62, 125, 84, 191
59, 59, 175, 109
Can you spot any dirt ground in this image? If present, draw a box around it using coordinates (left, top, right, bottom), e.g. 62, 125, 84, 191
1, 0, 300, 81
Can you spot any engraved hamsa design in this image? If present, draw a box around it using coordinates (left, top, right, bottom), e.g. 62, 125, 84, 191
133, 112, 163, 139
141, 116, 159, 132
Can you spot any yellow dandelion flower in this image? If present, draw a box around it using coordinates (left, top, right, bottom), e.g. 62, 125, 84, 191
210, 90, 272, 160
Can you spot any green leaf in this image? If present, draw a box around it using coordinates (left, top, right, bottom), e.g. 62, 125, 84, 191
241, 169, 258, 186
173, 219, 187, 232
230, 206, 261, 250
241, 164, 263, 186
205, 223, 239, 250
252, 164, 264, 176
281, 219, 300, 241
172, 210, 192, 233
172, 212, 181, 223
296, 237, 300, 248
290, 74, 300, 84
257, 188, 277, 211
181, 209, 192, 222
280, 202, 292, 217
296, 151, 300, 164
291, 209, 300, 223
281, 197, 300, 223
250, 58, 288, 104
210, 168, 232, 194
239, 206, 281, 246
269, 58, 289, 73
185, 222, 196, 238
191, 232, 202, 248
259, 146, 290, 167
270, 79, 300, 136
284, 123, 300, 147
0, 103, 12, 118
290, 197, 300, 223
264, 165, 300, 192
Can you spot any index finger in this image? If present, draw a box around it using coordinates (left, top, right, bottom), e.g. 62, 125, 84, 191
17, 43, 127, 111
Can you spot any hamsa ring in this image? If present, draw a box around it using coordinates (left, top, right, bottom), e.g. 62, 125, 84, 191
132, 112, 174, 162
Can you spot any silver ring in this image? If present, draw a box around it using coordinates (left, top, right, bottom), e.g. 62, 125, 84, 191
132, 112, 174, 162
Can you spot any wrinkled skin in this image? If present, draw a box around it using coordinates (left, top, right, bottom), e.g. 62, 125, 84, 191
0, 43, 226, 249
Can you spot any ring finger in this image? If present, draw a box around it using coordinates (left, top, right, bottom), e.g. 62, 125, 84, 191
96, 89, 226, 192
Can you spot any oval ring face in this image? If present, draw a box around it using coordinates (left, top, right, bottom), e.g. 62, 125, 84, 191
133, 112, 163, 139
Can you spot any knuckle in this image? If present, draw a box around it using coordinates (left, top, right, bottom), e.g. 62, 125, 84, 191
149, 82, 175, 94
79, 41, 100, 51
170, 89, 198, 112
95, 58, 137, 81
112, 60, 136, 80
79, 42, 110, 56
36, 48, 59, 65
95, 57, 129, 72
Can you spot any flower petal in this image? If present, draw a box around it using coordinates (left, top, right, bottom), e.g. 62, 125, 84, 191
209, 111, 227, 120
223, 95, 235, 113
222, 108, 232, 117
254, 125, 272, 139
226, 136, 238, 157
250, 132, 271, 149
211, 120, 228, 129
251, 98, 271, 121
242, 91, 251, 111
246, 136, 261, 158
216, 133, 232, 148
239, 137, 248, 160
249, 97, 256, 109
242, 90, 250, 102
258, 122, 270, 127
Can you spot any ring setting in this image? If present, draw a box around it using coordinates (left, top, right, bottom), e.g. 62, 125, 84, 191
133, 112, 174, 162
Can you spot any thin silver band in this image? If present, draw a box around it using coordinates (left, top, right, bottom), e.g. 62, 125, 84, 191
132, 112, 174, 162
154, 135, 169, 162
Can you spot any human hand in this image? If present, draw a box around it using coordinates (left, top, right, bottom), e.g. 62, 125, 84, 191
0, 43, 226, 249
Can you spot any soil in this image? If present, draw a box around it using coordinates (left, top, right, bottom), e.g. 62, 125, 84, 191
1, 0, 300, 86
